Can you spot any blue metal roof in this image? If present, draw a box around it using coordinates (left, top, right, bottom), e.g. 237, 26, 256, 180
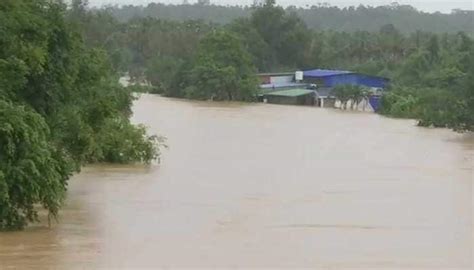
303, 69, 353, 77
302, 69, 389, 88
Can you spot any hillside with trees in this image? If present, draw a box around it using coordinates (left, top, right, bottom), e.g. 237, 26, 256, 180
102, 2, 474, 34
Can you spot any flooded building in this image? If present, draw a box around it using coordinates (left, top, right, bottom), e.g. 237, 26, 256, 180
263, 89, 316, 106
257, 72, 308, 102
302, 69, 389, 88
257, 72, 307, 93
302, 69, 389, 109
257, 69, 389, 109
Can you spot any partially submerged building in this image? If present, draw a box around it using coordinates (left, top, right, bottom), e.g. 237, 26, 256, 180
257, 69, 389, 109
303, 69, 389, 88
303, 69, 389, 109
263, 89, 316, 106
257, 72, 307, 93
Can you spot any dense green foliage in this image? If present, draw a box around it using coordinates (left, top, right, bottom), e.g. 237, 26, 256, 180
0, 0, 161, 230
0, 101, 71, 229
73, 2, 473, 76
229, 1, 310, 71
180, 31, 258, 101
379, 37, 474, 131
103, 2, 473, 34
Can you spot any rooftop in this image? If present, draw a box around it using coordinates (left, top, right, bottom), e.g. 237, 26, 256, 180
303, 69, 353, 77
265, 89, 315, 97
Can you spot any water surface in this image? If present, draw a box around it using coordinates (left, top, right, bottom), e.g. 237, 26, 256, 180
1, 95, 473, 269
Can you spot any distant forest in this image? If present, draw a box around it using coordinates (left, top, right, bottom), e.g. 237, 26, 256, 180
100, 2, 474, 34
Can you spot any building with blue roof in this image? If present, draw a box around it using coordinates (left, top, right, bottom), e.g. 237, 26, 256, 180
303, 69, 389, 89
301, 69, 389, 109
255, 69, 389, 110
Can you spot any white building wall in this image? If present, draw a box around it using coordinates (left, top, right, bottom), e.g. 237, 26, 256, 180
270, 75, 293, 84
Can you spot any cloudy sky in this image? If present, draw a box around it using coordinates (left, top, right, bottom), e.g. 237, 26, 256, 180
87, 0, 473, 13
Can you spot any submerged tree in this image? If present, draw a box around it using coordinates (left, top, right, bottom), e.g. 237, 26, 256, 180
333, 84, 367, 110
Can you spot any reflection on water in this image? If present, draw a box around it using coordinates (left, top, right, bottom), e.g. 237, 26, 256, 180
1, 94, 473, 269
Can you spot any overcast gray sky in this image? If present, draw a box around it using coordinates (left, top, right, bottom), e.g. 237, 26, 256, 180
87, 0, 473, 13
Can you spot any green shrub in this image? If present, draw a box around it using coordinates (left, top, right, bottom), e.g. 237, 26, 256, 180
91, 117, 164, 164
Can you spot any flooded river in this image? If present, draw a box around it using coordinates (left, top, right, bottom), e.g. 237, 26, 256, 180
1, 94, 473, 269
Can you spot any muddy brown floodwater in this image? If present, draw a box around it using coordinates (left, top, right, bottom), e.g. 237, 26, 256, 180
1, 94, 473, 269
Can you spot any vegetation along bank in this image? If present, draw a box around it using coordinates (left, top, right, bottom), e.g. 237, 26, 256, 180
0, 0, 162, 230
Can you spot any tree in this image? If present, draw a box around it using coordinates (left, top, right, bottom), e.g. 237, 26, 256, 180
70, 0, 89, 22
396, 50, 430, 85
332, 85, 352, 109
0, 101, 72, 230
145, 55, 183, 90
228, 18, 272, 71
184, 31, 258, 101
335, 85, 368, 110
446, 46, 474, 131
426, 35, 440, 63
250, 1, 311, 69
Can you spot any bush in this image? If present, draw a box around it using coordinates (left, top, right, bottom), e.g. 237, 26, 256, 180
417, 88, 458, 128
91, 117, 164, 164
380, 86, 463, 129
380, 91, 419, 118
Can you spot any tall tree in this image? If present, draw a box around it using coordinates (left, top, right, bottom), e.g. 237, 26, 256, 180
184, 31, 258, 101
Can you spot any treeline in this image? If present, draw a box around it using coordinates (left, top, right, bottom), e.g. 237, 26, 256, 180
102, 2, 474, 34
0, 0, 162, 230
